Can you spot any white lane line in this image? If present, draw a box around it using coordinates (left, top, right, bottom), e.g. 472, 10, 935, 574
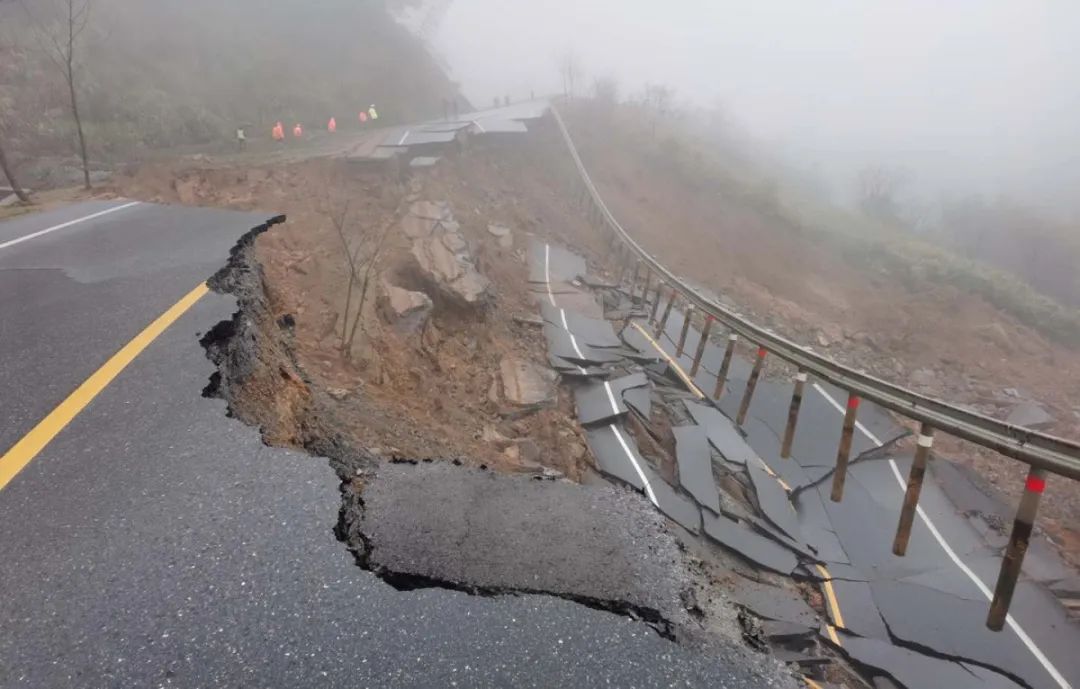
602, 380, 621, 417
610, 423, 658, 506
0, 201, 141, 251
472, 119, 486, 133
810, 382, 1071, 689
396, 129, 410, 146
543, 243, 587, 375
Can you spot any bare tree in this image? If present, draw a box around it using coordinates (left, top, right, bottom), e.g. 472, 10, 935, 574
641, 83, 674, 137
591, 75, 619, 108
0, 139, 31, 203
19, 0, 94, 190
857, 165, 907, 224
557, 50, 582, 100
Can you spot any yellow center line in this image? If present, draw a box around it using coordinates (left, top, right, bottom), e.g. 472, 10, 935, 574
0, 283, 209, 492
629, 321, 704, 399
815, 563, 846, 640
803, 677, 825, 689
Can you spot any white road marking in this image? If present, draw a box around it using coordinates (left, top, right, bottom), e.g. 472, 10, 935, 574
543, 243, 587, 375
810, 382, 1071, 689
610, 423, 658, 506
0, 201, 141, 251
602, 380, 621, 417
471, 119, 486, 134
396, 130, 410, 146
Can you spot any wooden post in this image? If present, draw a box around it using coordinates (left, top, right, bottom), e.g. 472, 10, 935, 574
829, 393, 860, 502
628, 261, 641, 302
642, 267, 652, 309
736, 347, 766, 426
656, 289, 677, 336
676, 305, 694, 357
987, 467, 1048, 631
780, 370, 808, 459
690, 316, 713, 377
892, 423, 935, 555
714, 334, 738, 400
648, 282, 663, 323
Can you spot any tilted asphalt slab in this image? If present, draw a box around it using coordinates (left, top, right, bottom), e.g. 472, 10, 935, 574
0, 203, 792, 688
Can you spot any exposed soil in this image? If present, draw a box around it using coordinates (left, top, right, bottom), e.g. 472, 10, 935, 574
564, 110, 1080, 567
109, 130, 610, 482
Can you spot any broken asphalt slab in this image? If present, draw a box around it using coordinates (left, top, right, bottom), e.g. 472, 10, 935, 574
355, 461, 691, 635
673, 425, 721, 514
540, 302, 622, 348
702, 511, 798, 575
528, 238, 587, 284
575, 372, 649, 425
683, 400, 758, 466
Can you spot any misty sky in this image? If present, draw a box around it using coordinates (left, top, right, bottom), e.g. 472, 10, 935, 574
425, 0, 1080, 214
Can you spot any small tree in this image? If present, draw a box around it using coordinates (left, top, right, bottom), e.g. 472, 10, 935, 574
591, 75, 619, 108
557, 50, 582, 100
19, 0, 94, 190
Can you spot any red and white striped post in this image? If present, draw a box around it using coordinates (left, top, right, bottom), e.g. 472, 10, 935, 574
736, 346, 767, 426
892, 422, 935, 555
780, 370, 808, 459
987, 467, 1048, 630
830, 393, 860, 502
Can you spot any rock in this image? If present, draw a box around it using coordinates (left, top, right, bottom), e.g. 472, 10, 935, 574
911, 368, 936, 387
327, 387, 351, 401
377, 278, 433, 335
410, 213, 492, 307
400, 214, 439, 239
816, 323, 843, 347
1006, 401, 1055, 429
499, 356, 557, 407
977, 322, 1015, 354
410, 200, 452, 221
514, 438, 541, 464
502, 444, 520, 462
488, 224, 514, 248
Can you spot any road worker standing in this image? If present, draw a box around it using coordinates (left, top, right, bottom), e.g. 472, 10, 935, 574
328, 117, 337, 133
236, 125, 247, 151
368, 104, 379, 121
272, 122, 285, 143
359, 110, 368, 124
293, 123, 303, 138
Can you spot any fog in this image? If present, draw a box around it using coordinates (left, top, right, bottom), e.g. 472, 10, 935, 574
423, 0, 1080, 216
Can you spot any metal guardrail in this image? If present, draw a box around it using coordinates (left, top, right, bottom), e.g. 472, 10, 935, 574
548, 104, 1080, 630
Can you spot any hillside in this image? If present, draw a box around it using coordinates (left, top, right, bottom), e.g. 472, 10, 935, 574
0, 0, 460, 185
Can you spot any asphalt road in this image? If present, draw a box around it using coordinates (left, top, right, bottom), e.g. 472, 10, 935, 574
0, 200, 778, 688
649, 305, 1080, 689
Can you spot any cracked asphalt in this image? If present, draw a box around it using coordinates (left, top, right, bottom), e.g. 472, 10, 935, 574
0, 201, 785, 688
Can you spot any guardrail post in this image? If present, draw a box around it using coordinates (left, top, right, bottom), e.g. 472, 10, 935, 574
648, 282, 663, 323
655, 288, 676, 335
642, 267, 652, 311
781, 370, 808, 459
676, 305, 695, 357
714, 334, 738, 399
987, 467, 1048, 631
616, 253, 629, 286
829, 394, 860, 502
628, 261, 641, 302
690, 315, 714, 377
736, 346, 766, 425
892, 422, 935, 555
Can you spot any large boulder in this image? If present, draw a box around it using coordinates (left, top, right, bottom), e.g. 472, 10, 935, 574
498, 356, 557, 407
409, 207, 492, 308
377, 277, 433, 335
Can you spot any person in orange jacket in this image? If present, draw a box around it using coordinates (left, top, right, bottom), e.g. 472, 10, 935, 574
293, 123, 303, 138
272, 122, 285, 142
359, 110, 368, 124
328, 117, 337, 133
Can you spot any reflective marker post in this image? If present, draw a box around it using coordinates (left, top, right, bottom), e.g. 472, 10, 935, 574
714, 334, 738, 400
655, 288, 677, 336
830, 394, 860, 502
642, 267, 652, 310
892, 423, 935, 556
736, 347, 767, 426
690, 315, 714, 378
987, 467, 1048, 631
781, 370, 808, 459
676, 305, 695, 357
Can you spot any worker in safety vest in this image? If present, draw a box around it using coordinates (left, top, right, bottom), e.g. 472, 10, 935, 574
236, 125, 247, 151
359, 110, 368, 123
368, 104, 379, 121
293, 123, 303, 138
272, 122, 285, 142
328, 117, 337, 133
